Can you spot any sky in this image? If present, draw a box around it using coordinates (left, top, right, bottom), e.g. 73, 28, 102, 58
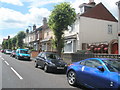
0, 0, 119, 44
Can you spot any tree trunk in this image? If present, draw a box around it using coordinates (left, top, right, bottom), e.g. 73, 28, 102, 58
56, 39, 62, 57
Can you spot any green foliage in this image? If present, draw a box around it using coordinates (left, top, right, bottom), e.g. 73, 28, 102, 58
11, 36, 17, 49
48, 2, 76, 56
2, 40, 8, 49
2, 31, 26, 49
16, 31, 26, 48
8, 39, 12, 49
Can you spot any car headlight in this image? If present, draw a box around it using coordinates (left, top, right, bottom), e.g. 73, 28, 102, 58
65, 64, 68, 67
20, 54, 23, 56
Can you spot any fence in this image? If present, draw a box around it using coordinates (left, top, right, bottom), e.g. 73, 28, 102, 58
62, 53, 120, 64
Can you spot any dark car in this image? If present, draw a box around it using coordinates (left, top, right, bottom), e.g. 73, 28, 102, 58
67, 58, 120, 89
35, 52, 67, 73
10, 50, 16, 57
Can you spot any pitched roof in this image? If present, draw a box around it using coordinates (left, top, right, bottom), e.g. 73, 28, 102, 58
80, 3, 118, 22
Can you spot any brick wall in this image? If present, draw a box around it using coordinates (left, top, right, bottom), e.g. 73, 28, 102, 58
31, 51, 39, 58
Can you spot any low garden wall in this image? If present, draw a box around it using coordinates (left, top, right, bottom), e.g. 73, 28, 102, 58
31, 51, 39, 58
62, 53, 120, 64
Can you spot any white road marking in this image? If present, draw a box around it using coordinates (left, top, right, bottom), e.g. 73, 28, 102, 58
1, 58, 4, 60
4, 61, 9, 65
11, 67, 23, 80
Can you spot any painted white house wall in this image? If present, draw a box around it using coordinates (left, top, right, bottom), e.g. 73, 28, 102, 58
117, 1, 120, 54
78, 16, 118, 50
64, 17, 79, 53
64, 16, 118, 53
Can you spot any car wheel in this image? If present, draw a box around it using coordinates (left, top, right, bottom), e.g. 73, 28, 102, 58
67, 70, 77, 86
35, 62, 38, 68
17, 56, 20, 60
44, 65, 49, 72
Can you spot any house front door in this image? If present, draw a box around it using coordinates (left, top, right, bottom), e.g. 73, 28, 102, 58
111, 43, 118, 54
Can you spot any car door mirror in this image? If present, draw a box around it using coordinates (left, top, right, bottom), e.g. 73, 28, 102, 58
97, 66, 104, 72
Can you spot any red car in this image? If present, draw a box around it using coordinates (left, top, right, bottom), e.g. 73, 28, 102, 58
1, 49, 4, 53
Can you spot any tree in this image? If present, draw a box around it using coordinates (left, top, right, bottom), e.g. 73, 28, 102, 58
2, 40, 8, 49
11, 36, 17, 49
48, 2, 76, 56
16, 31, 26, 48
8, 39, 12, 49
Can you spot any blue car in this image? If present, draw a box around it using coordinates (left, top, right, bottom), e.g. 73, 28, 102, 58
67, 58, 120, 89
16, 49, 30, 60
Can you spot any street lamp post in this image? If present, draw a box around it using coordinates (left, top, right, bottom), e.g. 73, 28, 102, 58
116, 1, 120, 54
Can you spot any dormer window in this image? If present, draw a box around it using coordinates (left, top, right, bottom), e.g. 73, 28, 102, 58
80, 7, 84, 14
79, 0, 96, 15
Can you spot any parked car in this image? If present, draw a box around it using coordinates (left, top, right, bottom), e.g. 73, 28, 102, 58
0, 49, 4, 53
15, 49, 30, 60
4, 49, 12, 54
67, 58, 120, 89
10, 50, 16, 57
35, 52, 67, 73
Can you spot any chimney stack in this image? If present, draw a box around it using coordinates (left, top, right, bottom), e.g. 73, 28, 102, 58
26, 28, 29, 34
88, 0, 96, 6
33, 24, 36, 31
43, 17, 47, 25
8, 36, 10, 39
89, 0, 94, 3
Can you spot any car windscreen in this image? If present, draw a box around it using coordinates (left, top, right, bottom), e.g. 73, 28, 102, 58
12, 50, 16, 53
46, 53, 60, 60
20, 50, 28, 54
7, 50, 12, 52
103, 60, 120, 72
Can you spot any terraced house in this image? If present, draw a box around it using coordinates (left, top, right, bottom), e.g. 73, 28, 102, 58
64, 0, 118, 54
24, 17, 55, 52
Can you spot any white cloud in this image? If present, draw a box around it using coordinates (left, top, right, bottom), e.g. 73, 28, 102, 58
0, 0, 23, 6
28, 0, 65, 8
0, 7, 50, 30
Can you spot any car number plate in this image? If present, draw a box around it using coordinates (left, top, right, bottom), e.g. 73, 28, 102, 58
57, 67, 64, 69
24, 57, 28, 58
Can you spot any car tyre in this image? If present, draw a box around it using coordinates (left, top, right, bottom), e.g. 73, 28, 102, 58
17, 56, 20, 60
67, 70, 77, 86
44, 65, 49, 72
35, 62, 38, 68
